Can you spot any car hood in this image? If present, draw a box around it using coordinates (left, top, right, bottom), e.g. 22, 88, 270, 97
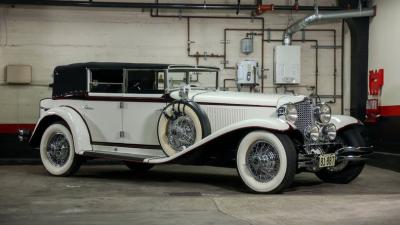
169, 90, 306, 107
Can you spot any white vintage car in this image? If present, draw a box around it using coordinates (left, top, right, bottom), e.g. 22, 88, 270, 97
20, 62, 372, 193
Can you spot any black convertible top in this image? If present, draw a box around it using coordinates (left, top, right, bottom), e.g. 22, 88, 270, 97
52, 62, 219, 98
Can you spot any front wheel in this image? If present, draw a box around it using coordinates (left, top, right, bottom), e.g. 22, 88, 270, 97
236, 131, 296, 193
40, 122, 82, 176
316, 127, 366, 184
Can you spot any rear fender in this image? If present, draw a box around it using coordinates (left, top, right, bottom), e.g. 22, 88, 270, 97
29, 106, 92, 154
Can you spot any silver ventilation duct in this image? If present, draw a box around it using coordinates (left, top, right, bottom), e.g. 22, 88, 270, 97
283, 7, 375, 45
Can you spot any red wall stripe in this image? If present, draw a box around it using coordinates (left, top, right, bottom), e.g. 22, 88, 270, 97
380, 105, 400, 117
0, 124, 36, 134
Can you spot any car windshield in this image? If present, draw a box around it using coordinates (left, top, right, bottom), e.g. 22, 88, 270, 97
167, 69, 218, 90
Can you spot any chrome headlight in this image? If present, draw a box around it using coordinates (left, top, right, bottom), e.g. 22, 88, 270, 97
305, 124, 320, 141
314, 103, 331, 124
309, 124, 319, 141
322, 123, 337, 141
277, 103, 298, 123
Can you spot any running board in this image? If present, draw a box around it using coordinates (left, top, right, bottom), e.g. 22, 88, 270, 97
83, 151, 159, 163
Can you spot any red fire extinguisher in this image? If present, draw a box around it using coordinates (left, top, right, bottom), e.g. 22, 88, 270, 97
366, 69, 384, 123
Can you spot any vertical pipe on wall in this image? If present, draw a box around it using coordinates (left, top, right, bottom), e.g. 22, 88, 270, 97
333, 29, 337, 104
341, 20, 345, 115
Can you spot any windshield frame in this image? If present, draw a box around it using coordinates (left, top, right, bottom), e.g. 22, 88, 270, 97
165, 66, 219, 93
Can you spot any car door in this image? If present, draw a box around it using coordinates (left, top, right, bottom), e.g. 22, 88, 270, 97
81, 68, 124, 144
122, 69, 166, 146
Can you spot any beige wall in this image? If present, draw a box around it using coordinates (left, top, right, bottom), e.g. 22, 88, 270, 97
0, 1, 343, 123
369, 0, 400, 106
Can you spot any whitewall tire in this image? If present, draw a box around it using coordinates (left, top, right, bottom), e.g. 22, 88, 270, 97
236, 131, 296, 193
40, 122, 82, 176
157, 101, 211, 156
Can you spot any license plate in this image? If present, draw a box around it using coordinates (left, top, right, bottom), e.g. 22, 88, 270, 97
319, 154, 336, 168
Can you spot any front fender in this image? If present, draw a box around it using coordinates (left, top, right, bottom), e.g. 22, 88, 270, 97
30, 106, 92, 154
147, 118, 290, 163
331, 115, 361, 131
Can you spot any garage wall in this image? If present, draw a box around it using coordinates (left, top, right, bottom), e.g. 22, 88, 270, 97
369, 0, 400, 107
366, 0, 400, 149
0, 1, 343, 124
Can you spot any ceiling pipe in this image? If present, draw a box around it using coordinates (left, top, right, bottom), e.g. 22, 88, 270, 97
283, 6, 375, 45
1, 1, 255, 10
0, 0, 343, 12
255, 4, 274, 15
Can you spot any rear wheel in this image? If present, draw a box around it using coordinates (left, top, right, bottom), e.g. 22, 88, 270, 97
40, 122, 82, 176
236, 131, 296, 193
316, 127, 366, 184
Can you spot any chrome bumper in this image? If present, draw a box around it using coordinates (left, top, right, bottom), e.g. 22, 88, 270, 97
17, 129, 31, 142
335, 146, 374, 161
298, 146, 373, 169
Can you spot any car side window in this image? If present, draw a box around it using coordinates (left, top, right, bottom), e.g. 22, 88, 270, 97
90, 69, 123, 93
126, 70, 164, 94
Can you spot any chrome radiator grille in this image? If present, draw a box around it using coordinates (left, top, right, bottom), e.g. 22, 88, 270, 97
294, 98, 313, 133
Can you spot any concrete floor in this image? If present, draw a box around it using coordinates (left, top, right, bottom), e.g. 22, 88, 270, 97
0, 164, 399, 225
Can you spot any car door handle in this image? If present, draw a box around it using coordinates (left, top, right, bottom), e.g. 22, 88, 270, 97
83, 105, 94, 110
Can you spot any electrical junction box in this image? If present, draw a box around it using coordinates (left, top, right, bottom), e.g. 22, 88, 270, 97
237, 60, 258, 85
273, 45, 301, 84
5, 64, 32, 84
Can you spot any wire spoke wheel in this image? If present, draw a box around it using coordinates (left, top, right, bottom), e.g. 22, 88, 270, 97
158, 101, 211, 157
237, 131, 296, 193
46, 132, 70, 167
40, 123, 82, 176
246, 140, 280, 183
167, 114, 196, 151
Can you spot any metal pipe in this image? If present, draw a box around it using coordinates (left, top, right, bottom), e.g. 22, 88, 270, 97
1, 1, 257, 10
123, 2, 342, 104
283, 7, 375, 45
224, 28, 337, 97
186, 18, 224, 63
223, 78, 236, 90
341, 20, 345, 114
151, 10, 266, 91
1, 1, 344, 12
156, 13, 265, 66
333, 29, 337, 104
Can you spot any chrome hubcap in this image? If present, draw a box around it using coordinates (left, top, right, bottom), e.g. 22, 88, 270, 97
46, 133, 70, 167
167, 115, 196, 151
246, 140, 280, 182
